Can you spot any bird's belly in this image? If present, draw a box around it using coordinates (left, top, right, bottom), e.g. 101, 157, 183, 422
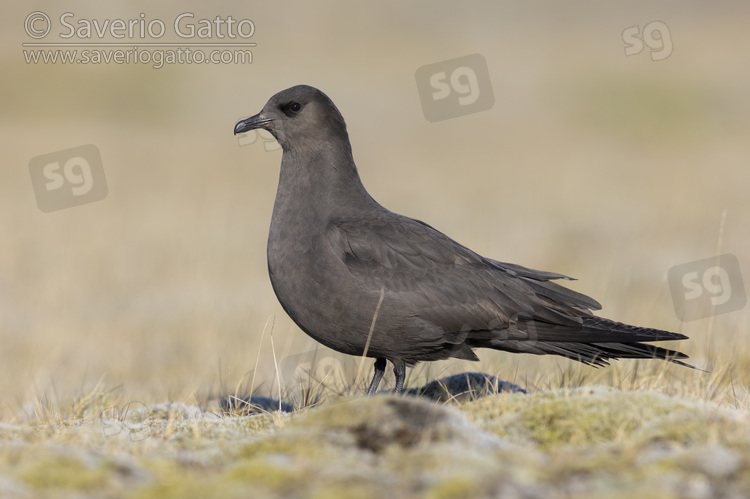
267, 234, 384, 356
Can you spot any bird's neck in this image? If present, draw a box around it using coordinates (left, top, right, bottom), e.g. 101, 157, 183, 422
272, 139, 377, 231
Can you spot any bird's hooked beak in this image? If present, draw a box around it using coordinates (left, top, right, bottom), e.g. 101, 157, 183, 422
234, 113, 274, 135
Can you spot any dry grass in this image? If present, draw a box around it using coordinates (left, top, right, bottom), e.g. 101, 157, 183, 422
3, 2, 749, 418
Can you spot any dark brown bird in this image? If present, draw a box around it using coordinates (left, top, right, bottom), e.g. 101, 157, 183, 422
234, 85, 690, 395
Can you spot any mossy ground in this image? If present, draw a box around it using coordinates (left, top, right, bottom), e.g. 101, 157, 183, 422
2, 386, 750, 498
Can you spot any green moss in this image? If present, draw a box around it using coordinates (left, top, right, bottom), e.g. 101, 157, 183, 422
5, 385, 750, 498
633, 409, 747, 448
541, 444, 637, 482
237, 432, 332, 461
225, 458, 303, 490
228, 458, 386, 499
289, 396, 463, 453
464, 387, 693, 448
133, 476, 248, 499
309, 482, 380, 499
134, 458, 292, 499
17, 454, 108, 490
234, 413, 284, 433
424, 475, 483, 499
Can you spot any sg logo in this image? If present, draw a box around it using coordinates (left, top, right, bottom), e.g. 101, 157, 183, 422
430, 66, 482, 106
415, 53, 495, 122
100, 402, 150, 441
237, 127, 281, 152
622, 21, 673, 62
668, 254, 746, 322
279, 349, 351, 387
28, 144, 108, 212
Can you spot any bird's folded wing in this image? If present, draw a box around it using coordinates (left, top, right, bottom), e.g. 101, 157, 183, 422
327, 215, 601, 330
330, 216, 464, 269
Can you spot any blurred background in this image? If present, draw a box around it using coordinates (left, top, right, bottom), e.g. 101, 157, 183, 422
1, 1, 749, 420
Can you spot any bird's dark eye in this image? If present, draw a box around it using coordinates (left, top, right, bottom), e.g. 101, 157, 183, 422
289, 102, 302, 113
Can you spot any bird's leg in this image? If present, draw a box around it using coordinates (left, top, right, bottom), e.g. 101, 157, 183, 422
365, 358, 387, 396
393, 359, 406, 395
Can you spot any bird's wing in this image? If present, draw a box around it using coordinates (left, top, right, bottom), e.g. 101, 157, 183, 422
327, 214, 601, 332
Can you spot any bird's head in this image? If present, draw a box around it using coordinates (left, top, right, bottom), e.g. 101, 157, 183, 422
234, 85, 349, 152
